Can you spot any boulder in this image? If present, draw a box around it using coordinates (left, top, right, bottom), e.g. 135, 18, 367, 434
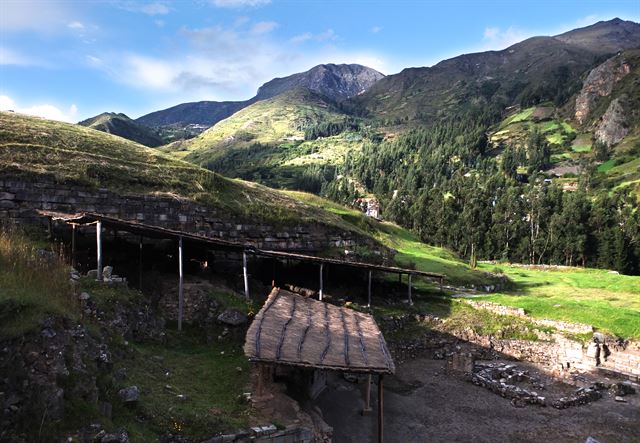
101, 428, 129, 443
103, 266, 113, 280
118, 386, 140, 403
217, 309, 248, 326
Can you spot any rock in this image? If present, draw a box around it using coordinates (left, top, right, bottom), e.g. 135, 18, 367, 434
101, 428, 129, 443
592, 332, 605, 343
102, 266, 113, 280
79, 292, 91, 301
41, 328, 56, 338
217, 309, 247, 326
585, 437, 601, 443
118, 386, 140, 403
614, 396, 626, 402
87, 269, 98, 279
114, 368, 128, 381
595, 98, 628, 146
610, 382, 636, 396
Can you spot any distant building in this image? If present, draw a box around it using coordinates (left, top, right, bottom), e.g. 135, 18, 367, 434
355, 197, 380, 219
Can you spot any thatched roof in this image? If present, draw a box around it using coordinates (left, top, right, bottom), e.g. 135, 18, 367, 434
244, 288, 395, 374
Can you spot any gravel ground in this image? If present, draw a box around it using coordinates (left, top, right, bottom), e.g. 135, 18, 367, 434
316, 358, 640, 443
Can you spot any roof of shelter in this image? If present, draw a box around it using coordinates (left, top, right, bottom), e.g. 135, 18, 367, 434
244, 288, 395, 374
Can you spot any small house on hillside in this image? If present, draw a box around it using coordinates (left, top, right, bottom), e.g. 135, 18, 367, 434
356, 197, 380, 219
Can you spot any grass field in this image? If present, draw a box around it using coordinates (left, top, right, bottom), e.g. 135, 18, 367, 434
287, 191, 491, 286
111, 330, 251, 440
476, 264, 640, 339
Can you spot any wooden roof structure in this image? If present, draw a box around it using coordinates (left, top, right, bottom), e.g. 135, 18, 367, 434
244, 288, 395, 374
38, 210, 444, 280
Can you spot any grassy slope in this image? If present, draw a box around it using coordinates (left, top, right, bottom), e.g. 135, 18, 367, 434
79, 112, 164, 147
164, 88, 348, 164
286, 191, 491, 286
477, 263, 640, 339
0, 111, 373, 231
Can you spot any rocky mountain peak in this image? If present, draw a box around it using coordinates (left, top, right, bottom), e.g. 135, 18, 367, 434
255, 63, 385, 102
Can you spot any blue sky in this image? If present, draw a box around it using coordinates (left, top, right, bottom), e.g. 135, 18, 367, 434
1, 0, 638, 121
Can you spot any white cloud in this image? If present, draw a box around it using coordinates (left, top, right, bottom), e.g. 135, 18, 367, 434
481, 26, 532, 50
316, 29, 337, 42
140, 3, 170, 15
251, 21, 278, 34
1, 0, 79, 33
211, 0, 271, 8
0, 47, 40, 66
68, 21, 85, 30
117, 1, 171, 15
89, 23, 387, 100
0, 96, 16, 110
0, 95, 78, 122
290, 29, 338, 45
290, 32, 313, 44
371, 26, 383, 34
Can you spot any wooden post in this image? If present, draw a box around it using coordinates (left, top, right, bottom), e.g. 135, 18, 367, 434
178, 236, 184, 331
362, 373, 372, 414
367, 270, 372, 308
407, 273, 413, 305
319, 263, 324, 301
378, 374, 384, 443
71, 224, 76, 269
96, 221, 103, 281
138, 236, 143, 291
243, 251, 250, 299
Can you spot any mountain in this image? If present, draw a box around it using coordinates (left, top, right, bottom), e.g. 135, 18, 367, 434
555, 18, 640, 53
78, 112, 164, 147
135, 101, 247, 142
160, 87, 361, 190
134, 64, 383, 141
350, 18, 640, 125
255, 63, 384, 101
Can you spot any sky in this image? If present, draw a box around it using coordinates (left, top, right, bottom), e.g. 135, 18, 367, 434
1, 0, 639, 122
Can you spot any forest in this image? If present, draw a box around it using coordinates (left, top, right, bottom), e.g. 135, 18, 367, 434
321, 112, 640, 274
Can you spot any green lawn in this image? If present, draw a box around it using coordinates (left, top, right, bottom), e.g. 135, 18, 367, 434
598, 159, 617, 172
286, 191, 492, 286
476, 264, 640, 339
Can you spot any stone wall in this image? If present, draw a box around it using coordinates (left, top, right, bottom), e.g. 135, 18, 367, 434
463, 300, 594, 334
385, 312, 640, 382
0, 178, 380, 254
451, 327, 640, 382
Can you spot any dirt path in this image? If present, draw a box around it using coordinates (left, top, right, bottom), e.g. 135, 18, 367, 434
316, 358, 640, 443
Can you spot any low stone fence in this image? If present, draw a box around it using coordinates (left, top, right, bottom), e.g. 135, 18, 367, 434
463, 300, 594, 334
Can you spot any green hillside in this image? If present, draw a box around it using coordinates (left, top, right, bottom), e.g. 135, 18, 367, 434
0, 111, 489, 286
78, 112, 164, 147
160, 88, 372, 190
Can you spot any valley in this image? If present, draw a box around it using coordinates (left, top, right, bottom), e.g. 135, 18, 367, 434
0, 11, 639, 443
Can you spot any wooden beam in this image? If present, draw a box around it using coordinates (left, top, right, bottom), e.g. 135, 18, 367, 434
243, 251, 250, 299
407, 273, 413, 305
378, 374, 384, 443
319, 263, 324, 301
362, 373, 372, 415
138, 236, 143, 291
367, 270, 372, 308
71, 224, 76, 269
178, 236, 184, 331
96, 221, 103, 281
